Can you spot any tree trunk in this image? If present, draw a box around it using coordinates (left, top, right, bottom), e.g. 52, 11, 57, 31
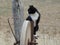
12, 0, 24, 45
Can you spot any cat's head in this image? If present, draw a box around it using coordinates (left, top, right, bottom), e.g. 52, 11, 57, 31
28, 5, 37, 14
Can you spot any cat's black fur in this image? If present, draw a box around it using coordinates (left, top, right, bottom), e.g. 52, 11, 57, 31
26, 5, 41, 35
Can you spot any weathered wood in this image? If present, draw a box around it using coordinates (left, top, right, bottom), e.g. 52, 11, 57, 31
20, 20, 34, 45
20, 20, 31, 45
30, 21, 34, 41
12, 0, 24, 45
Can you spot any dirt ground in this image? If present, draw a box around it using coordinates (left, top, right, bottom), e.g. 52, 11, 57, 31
0, 0, 60, 45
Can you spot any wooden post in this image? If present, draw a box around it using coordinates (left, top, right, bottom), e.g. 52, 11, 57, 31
30, 21, 34, 41
20, 21, 33, 45
12, 0, 24, 45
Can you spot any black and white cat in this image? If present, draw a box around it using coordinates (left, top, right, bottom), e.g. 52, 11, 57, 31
26, 5, 41, 36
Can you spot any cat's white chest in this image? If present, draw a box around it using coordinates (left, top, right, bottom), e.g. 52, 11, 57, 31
30, 12, 39, 26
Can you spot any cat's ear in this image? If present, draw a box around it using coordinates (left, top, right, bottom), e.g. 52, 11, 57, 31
29, 5, 33, 7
